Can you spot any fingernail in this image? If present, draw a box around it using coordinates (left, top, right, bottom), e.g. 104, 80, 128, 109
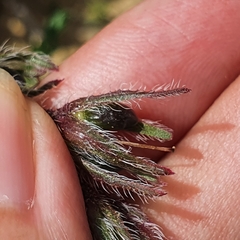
0, 69, 34, 209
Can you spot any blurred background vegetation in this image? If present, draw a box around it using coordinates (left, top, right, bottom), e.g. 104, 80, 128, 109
0, 0, 142, 64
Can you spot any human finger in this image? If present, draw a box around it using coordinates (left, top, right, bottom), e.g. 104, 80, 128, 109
0, 69, 91, 239
42, 0, 240, 143
147, 75, 240, 239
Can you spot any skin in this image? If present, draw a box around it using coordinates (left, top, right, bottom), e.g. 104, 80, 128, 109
0, 0, 240, 239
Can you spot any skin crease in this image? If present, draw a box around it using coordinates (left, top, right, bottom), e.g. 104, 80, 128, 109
1, 0, 240, 239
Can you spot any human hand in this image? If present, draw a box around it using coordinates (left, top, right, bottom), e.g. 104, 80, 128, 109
1, 0, 240, 239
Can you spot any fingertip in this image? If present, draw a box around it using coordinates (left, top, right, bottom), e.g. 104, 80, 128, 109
28, 100, 91, 239
42, 0, 240, 139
